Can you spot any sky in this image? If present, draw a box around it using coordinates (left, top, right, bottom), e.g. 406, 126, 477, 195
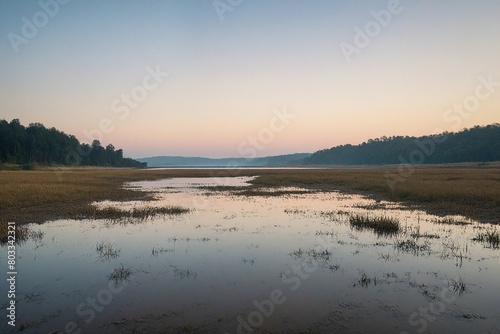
1, 0, 499, 158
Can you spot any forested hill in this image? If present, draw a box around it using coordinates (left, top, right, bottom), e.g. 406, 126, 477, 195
304, 124, 500, 165
0, 119, 146, 168
137, 153, 311, 167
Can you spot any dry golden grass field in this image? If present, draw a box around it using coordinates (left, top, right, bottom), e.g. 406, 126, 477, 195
0, 165, 499, 224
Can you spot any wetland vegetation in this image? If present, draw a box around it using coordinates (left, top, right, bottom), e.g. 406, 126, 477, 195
0, 165, 499, 224
1, 167, 499, 333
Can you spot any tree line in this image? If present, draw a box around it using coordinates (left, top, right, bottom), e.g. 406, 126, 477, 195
304, 124, 500, 165
0, 119, 146, 168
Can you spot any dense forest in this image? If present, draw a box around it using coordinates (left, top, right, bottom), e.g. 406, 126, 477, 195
305, 124, 500, 165
2, 118, 498, 168
0, 119, 146, 168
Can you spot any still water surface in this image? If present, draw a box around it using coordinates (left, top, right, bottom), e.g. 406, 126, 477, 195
1, 177, 499, 333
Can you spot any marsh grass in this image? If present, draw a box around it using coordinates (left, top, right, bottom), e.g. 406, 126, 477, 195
316, 230, 337, 237
328, 264, 341, 272
434, 217, 471, 226
238, 188, 313, 197
395, 239, 431, 255
410, 232, 440, 239
284, 208, 307, 215
408, 225, 440, 240
0, 222, 43, 245
0, 168, 201, 223
448, 276, 469, 296
242, 258, 256, 265
29, 229, 44, 242
1, 166, 500, 223
167, 236, 210, 243
0, 222, 28, 245
354, 270, 378, 288
290, 248, 332, 261
438, 240, 470, 267
349, 214, 400, 236
96, 241, 120, 261
108, 264, 133, 283
171, 266, 197, 279
472, 229, 500, 249
151, 246, 175, 256
353, 202, 388, 210
91, 206, 190, 221
249, 167, 500, 223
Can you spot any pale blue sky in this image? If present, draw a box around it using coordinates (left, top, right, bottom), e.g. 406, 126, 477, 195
1, 0, 499, 158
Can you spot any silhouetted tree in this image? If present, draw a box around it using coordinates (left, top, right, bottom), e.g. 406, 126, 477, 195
0, 119, 146, 168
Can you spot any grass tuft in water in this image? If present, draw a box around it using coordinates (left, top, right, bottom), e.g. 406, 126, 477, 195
354, 270, 378, 288
92, 205, 190, 221
151, 246, 175, 256
448, 276, 469, 296
96, 241, 120, 260
171, 266, 197, 279
290, 248, 332, 262
108, 264, 133, 283
349, 214, 400, 236
395, 239, 431, 255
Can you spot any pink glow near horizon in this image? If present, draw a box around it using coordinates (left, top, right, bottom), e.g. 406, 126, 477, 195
1, 1, 499, 158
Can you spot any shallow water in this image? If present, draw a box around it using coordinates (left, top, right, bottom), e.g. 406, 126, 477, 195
1, 177, 499, 333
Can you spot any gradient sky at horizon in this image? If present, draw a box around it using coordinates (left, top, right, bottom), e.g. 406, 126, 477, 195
1, 0, 499, 158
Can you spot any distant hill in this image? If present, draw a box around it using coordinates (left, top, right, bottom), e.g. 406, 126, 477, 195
139, 124, 500, 167
137, 153, 311, 167
304, 124, 500, 165
6, 117, 496, 169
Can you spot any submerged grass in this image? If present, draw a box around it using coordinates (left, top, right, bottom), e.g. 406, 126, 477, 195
472, 229, 500, 249
434, 217, 471, 225
290, 247, 332, 261
354, 270, 378, 288
96, 241, 120, 261
170, 265, 197, 279
151, 246, 175, 256
349, 214, 400, 236
108, 264, 133, 283
395, 239, 431, 255
448, 276, 469, 296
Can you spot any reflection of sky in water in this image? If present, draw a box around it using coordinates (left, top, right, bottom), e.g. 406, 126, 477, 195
126, 176, 256, 190
1, 178, 499, 333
